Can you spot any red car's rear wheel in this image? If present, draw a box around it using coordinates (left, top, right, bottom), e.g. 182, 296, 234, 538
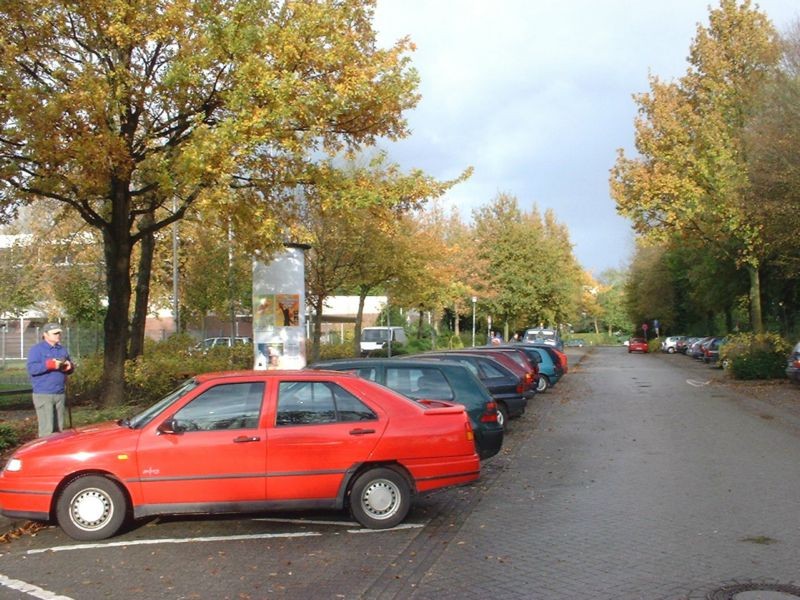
350, 467, 411, 529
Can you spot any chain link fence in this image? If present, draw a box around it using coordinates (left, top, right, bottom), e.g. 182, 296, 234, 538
1, 319, 103, 366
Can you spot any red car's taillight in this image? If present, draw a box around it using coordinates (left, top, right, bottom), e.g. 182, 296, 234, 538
480, 401, 499, 423
554, 350, 568, 373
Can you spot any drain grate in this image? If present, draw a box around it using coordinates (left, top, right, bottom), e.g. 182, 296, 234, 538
707, 583, 800, 599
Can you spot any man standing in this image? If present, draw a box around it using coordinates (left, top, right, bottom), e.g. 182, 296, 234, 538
26, 323, 74, 437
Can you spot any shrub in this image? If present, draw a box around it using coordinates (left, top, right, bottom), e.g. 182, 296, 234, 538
126, 343, 253, 403
721, 333, 792, 380
731, 351, 787, 380
68, 354, 106, 406
445, 334, 466, 349
0, 423, 20, 454
68, 337, 256, 406
313, 342, 357, 361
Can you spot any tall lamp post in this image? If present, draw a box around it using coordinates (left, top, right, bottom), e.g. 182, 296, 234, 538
386, 297, 392, 358
471, 296, 477, 347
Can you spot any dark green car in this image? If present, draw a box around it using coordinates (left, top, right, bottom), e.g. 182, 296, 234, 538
308, 358, 503, 460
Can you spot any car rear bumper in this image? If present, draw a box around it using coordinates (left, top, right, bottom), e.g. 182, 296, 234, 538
404, 455, 480, 493
495, 394, 527, 418
475, 427, 503, 460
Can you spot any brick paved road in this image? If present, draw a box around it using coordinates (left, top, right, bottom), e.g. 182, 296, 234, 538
384, 347, 800, 600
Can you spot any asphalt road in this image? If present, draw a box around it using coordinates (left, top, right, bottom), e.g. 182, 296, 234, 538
1, 347, 799, 599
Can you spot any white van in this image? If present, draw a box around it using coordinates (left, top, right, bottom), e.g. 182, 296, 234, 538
524, 328, 562, 349
360, 326, 408, 354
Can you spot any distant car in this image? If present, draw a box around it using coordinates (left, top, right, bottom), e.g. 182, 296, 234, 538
702, 337, 725, 365
660, 336, 685, 354
689, 336, 716, 360
564, 338, 585, 347
359, 327, 407, 355
308, 358, 503, 460
0, 370, 480, 540
523, 328, 563, 350
454, 347, 539, 396
786, 342, 800, 383
628, 338, 649, 353
511, 344, 563, 392
194, 336, 252, 352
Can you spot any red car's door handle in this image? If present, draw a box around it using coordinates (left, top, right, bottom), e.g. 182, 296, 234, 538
233, 436, 261, 443
349, 428, 376, 436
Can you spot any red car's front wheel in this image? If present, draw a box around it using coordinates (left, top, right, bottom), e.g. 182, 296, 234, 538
56, 475, 128, 541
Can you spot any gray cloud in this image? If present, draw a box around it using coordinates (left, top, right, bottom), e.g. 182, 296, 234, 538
374, 0, 798, 275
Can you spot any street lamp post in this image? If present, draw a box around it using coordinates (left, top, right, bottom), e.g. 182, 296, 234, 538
387, 299, 392, 358
471, 296, 477, 347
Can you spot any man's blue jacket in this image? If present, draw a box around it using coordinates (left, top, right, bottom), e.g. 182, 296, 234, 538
27, 341, 73, 394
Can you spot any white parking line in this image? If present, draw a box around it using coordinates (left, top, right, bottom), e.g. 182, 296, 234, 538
347, 523, 425, 534
0, 573, 74, 599
686, 379, 711, 387
253, 517, 359, 527
26, 531, 321, 555
24, 520, 427, 556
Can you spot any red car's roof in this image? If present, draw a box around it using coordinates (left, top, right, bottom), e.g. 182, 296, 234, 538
192, 369, 359, 383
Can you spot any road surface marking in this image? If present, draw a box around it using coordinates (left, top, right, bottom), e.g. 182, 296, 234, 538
347, 523, 425, 533
0, 573, 74, 599
686, 379, 711, 387
253, 517, 359, 527
26, 531, 320, 555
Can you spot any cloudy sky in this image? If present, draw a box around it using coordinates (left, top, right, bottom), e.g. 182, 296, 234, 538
373, 0, 799, 276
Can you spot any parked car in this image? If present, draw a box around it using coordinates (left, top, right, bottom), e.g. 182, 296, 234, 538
523, 343, 569, 375
675, 337, 692, 354
510, 344, 562, 392
308, 358, 503, 460
660, 336, 685, 354
407, 352, 529, 427
359, 327, 408, 355
689, 336, 716, 360
523, 327, 563, 350
680, 337, 700, 355
453, 347, 539, 396
628, 338, 649, 353
786, 342, 800, 383
564, 338, 586, 347
0, 370, 480, 540
193, 336, 252, 352
702, 337, 725, 365
686, 337, 708, 359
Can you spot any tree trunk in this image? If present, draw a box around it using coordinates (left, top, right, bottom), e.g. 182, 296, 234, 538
129, 227, 155, 359
354, 287, 369, 357
747, 264, 763, 333
453, 303, 460, 337
99, 186, 133, 407
310, 296, 324, 363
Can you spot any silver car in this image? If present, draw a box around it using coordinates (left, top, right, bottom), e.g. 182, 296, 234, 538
787, 342, 800, 383
660, 336, 685, 354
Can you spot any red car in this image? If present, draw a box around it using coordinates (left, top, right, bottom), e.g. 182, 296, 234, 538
0, 370, 479, 540
628, 338, 649, 353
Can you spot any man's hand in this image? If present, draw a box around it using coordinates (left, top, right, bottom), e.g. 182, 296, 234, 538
46, 358, 63, 370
